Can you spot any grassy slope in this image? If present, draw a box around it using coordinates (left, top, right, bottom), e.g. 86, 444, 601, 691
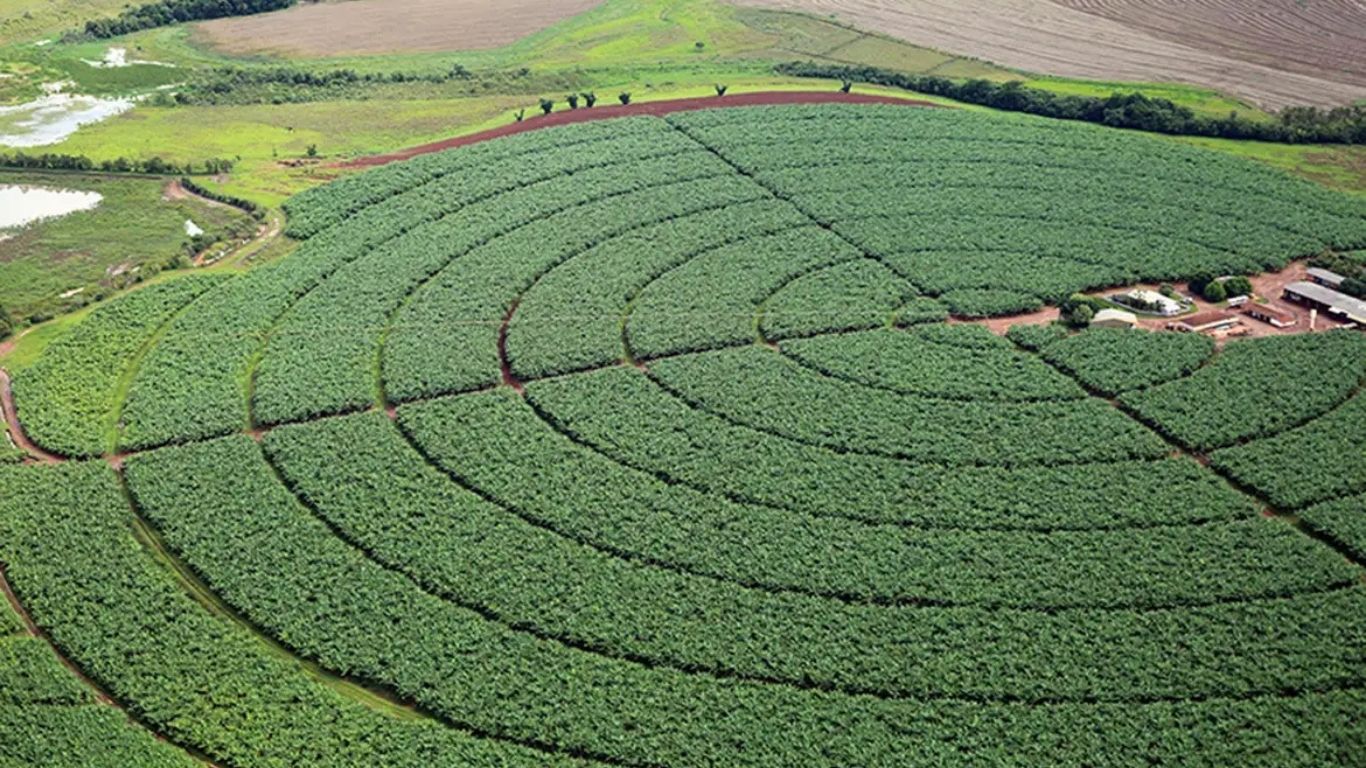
0, 170, 254, 321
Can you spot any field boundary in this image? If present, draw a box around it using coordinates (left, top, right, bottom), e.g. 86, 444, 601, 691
341, 91, 939, 168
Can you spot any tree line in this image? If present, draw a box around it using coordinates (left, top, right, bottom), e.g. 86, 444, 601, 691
76, 0, 295, 39
0, 151, 234, 176
777, 62, 1366, 144
179, 176, 264, 219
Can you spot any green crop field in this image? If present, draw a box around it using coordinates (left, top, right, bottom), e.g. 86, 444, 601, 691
2, 103, 1365, 765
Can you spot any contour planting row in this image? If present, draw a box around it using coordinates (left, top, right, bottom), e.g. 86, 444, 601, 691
1121, 331, 1366, 452
116, 120, 703, 450
666, 106, 1366, 308
254, 149, 738, 425
114, 436, 1366, 768
0, 600, 198, 767
396, 385, 1346, 610
520, 362, 1251, 531
0, 463, 590, 768
12, 276, 226, 458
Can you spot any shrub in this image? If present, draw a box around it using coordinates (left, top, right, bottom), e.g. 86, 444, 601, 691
566, 93, 579, 109
581, 92, 597, 108
619, 92, 631, 105
539, 98, 554, 115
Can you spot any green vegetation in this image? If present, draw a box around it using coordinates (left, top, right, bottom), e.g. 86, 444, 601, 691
4, 96, 1366, 765
1121, 332, 1366, 452
12, 274, 223, 456
1039, 327, 1216, 395
0, 171, 254, 324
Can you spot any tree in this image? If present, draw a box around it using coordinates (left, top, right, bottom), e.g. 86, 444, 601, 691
694, 41, 705, 51
305, 144, 318, 158
714, 84, 728, 96
839, 79, 852, 94
513, 108, 525, 123
581, 91, 597, 108
1203, 280, 1228, 303
1158, 283, 1177, 298
1067, 304, 1094, 328
1223, 276, 1253, 298
539, 98, 554, 115
566, 93, 579, 109
618, 92, 631, 105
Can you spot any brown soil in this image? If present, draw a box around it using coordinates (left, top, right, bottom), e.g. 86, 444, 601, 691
195, 0, 603, 57
731, 0, 1366, 109
950, 260, 1348, 342
342, 91, 938, 168
0, 368, 63, 464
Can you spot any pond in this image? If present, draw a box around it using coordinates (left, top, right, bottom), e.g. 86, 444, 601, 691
0, 91, 133, 147
0, 184, 103, 230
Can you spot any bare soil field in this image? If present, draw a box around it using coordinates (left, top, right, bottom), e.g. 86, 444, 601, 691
731, 0, 1366, 109
196, 0, 603, 57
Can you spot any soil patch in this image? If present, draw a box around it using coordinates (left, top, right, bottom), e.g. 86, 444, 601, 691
342, 91, 938, 168
730, 0, 1366, 109
195, 0, 603, 57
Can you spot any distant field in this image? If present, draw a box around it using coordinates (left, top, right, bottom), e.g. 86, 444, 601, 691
0, 172, 254, 323
730, 0, 1366, 109
195, 0, 604, 57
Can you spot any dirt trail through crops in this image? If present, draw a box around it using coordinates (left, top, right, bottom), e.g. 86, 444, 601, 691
342, 91, 937, 168
0, 368, 63, 464
731, 0, 1366, 109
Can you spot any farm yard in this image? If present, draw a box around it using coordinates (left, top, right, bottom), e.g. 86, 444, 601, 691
2, 101, 1366, 765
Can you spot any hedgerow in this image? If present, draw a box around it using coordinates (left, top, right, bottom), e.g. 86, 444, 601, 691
1040, 327, 1216, 395
12, 276, 225, 457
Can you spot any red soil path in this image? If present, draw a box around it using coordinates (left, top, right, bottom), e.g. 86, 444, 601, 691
342, 91, 937, 168
0, 369, 63, 465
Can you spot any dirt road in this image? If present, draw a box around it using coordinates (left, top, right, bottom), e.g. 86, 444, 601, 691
343, 91, 938, 168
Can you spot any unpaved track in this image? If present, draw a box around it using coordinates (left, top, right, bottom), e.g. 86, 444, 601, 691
731, 0, 1366, 109
344, 91, 939, 168
197, 0, 603, 57
0, 368, 63, 464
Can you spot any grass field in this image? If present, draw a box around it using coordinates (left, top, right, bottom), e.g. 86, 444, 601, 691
0, 170, 255, 323
1, 103, 1364, 765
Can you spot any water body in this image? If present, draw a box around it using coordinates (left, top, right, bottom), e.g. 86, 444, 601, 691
0, 184, 103, 230
0, 92, 133, 147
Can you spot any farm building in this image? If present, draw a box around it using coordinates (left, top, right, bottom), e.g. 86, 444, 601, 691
1116, 289, 1184, 316
1243, 304, 1296, 328
1283, 281, 1366, 327
1091, 308, 1139, 329
1168, 310, 1241, 334
1307, 268, 1347, 289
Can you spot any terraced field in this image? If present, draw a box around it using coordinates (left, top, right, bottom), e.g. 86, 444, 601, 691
2, 103, 1366, 765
